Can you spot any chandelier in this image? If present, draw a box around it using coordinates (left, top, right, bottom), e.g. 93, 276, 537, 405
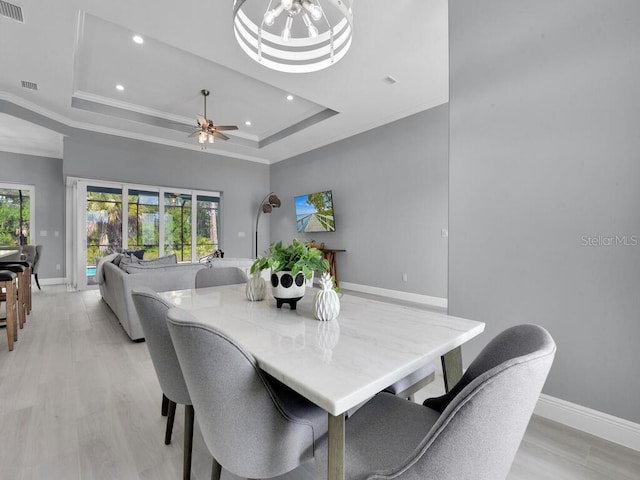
233, 0, 354, 73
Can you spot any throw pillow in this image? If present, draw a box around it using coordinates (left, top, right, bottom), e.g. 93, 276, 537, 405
118, 253, 141, 272
123, 249, 145, 260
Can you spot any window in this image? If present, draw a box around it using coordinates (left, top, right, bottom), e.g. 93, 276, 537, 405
128, 190, 159, 259
0, 185, 33, 246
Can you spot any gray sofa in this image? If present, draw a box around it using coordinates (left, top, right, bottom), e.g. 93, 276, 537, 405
99, 255, 206, 340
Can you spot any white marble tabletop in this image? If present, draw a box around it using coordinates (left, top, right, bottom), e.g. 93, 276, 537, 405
0, 249, 20, 259
160, 285, 485, 416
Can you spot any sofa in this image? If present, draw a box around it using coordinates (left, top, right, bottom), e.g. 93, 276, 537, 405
98, 253, 206, 340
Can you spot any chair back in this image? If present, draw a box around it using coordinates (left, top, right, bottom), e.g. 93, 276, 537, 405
131, 287, 190, 405
195, 266, 246, 288
405, 324, 556, 480
22, 245, 36, 266
166, 306, 323, 479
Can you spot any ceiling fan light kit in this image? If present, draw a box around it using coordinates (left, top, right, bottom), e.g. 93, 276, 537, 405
233, 0, 353, 73
191, 89, 238, 148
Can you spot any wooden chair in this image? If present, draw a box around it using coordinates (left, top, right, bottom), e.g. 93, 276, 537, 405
0, 270, 18, 351
0, 264, 27, 329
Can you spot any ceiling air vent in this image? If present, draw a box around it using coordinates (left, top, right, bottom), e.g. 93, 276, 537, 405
0, 0, 24, 22
20, 80, 37, 90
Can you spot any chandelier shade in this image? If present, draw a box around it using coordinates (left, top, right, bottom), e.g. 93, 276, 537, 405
233, 0, 354, 73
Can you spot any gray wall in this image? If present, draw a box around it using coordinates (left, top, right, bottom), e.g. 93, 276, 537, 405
270, 106, 449, 298
449, 0, 640, 422
64, 130, 270, 259
0, 151, 65, 280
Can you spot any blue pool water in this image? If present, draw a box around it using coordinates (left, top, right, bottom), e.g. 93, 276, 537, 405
87, 266, 97, 276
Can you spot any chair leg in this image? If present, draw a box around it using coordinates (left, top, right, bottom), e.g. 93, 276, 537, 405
162, 394, 169, 416
2, 281, 17, 351
35, 274, 41, 290
165, 400, 176, 445
184, 405, 194, 480
211, 457, 222, 480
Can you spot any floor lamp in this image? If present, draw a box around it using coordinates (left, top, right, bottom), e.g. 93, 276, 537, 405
255, 192, 281, 258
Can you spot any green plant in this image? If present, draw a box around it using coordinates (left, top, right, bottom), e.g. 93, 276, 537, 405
251, 239, 329, 280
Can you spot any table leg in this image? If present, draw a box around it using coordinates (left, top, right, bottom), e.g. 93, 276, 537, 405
441, 346, 463, 393
328, 412, 345, 480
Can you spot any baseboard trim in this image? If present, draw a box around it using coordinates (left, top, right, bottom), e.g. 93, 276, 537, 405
339, 282, 448, 309
37, 277, 67, 286
535, 393, 640, 451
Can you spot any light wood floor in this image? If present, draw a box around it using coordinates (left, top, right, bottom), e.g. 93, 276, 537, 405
1, 286, 638, 480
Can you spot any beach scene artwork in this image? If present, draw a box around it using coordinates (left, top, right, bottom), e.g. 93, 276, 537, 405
295, 191, 335, 233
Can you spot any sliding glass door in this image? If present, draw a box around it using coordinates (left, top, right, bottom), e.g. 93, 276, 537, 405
68, 178, 221, 290
128, 190, 160, 259
164, 192, 192, 262
86, 186, 122, 285
196, 194, 220, 259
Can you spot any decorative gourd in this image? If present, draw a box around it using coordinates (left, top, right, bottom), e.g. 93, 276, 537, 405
313, 272, 340, 321
245, 270, 266, 301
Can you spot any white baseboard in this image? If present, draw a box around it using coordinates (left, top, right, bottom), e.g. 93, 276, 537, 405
535, 393, 640, 451
37, 277, 67, 286
339, 282, 448, 309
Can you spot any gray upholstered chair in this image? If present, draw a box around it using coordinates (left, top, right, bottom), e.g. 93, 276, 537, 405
166, 306, 328, 480
131, 287, 195, 480
314, 324, 556, 480
195, 266, 246, 288
22, 244, 42, 290
385, 362, 436, 401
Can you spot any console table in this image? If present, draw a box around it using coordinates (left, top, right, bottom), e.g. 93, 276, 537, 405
321, 248, 345, 285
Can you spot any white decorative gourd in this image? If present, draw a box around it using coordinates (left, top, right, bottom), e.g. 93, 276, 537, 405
246, 270, 266, 301
313, 272, 340, 321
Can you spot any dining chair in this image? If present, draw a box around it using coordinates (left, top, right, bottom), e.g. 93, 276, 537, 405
385, 362, 436, 401
33, 245, 43, 290
314, 324, 556, 480
131, 287, 195, 480
0, 264, 27, 329
195, 266, 246, 288
166, 306, 329, 480
0, 270, 18, 351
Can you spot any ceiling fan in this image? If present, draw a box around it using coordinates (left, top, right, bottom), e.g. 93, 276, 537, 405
189, 89, 238, 147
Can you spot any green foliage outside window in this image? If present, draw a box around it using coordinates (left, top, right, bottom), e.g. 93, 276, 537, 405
0, 188, 31, 245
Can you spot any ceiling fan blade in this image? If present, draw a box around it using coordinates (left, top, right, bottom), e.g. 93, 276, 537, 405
188, 131, 200, 137
212, 131, 230, 141
213, 125, 238, 131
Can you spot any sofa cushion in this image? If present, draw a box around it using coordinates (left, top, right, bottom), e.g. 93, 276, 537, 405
119, 253, 178, 272
139, 254, 177, 266
124, 262, 197, 274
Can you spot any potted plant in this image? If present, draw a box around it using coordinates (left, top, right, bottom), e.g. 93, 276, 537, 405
251, 239, 329, 309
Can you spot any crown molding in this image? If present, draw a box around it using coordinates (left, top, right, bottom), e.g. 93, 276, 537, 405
0, 92, 270, 164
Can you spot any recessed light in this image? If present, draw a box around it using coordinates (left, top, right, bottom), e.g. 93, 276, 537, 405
286, 94, 294, 101
245, 121, 252, 126
115, 84, 125, 91
132, 35, 144, 44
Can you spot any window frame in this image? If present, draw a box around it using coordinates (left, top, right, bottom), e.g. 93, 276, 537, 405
0, 182, 36, 247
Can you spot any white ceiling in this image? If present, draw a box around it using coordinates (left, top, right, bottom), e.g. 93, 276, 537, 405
0, 0, 448, 164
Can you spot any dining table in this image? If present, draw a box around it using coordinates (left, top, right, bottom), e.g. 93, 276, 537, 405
0, 249, 20, 260
159, 284, 485, 480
